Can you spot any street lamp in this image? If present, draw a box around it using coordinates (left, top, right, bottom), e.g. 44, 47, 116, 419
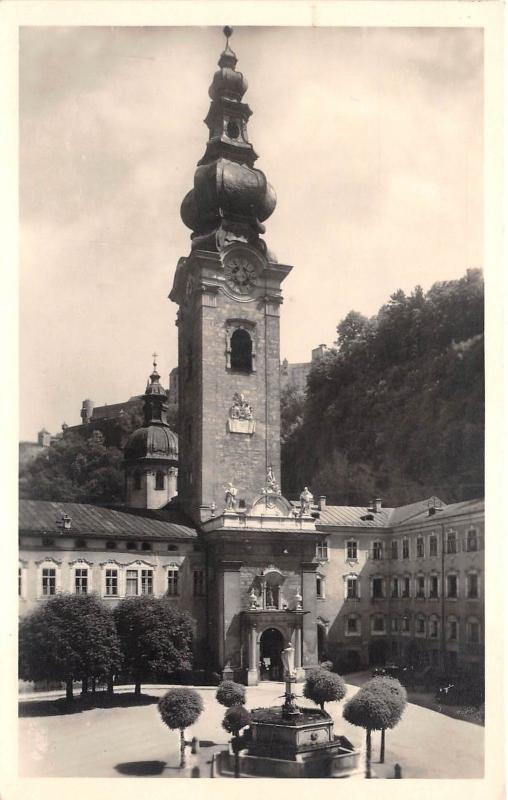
281, 642, 299, 717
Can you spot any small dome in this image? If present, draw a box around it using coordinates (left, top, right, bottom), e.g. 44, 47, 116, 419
125, 424, 178, 461
209, 67, 248, 102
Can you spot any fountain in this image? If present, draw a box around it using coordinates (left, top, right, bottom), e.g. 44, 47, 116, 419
217, 644, 361, 778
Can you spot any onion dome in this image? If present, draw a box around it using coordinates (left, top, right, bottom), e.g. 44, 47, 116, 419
179, 26, 276, 256
124, 356, 178, 463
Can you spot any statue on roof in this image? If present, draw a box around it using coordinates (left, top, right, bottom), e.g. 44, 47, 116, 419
299, 486, 313, 515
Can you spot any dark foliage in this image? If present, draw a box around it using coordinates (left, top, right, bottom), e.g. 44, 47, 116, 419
282, 270, 484, 504
364, 676, 407, 726
19, 594, 121, 699
216, 680, 246, 708
222, 705, 252, 735
19, 430, 126, 504
303, 668, 346, 710
343, 688, 393, 731
158, 687, 204, 731
113, 596, 193, 694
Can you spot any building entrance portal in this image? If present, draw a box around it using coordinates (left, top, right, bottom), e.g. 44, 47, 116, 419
259, 627, 284, 681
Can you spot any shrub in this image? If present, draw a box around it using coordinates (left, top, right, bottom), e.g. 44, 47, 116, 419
158, 688, 204, 767
216, 680, 246, 708
363, 676, 407, 762
222, 705, 252, 735
343, 687, 394, 777
303, 668, 346, 711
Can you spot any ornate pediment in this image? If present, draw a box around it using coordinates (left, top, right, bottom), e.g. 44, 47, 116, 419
250, 492, 293, 517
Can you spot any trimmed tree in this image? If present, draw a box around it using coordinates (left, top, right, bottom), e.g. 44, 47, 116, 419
222, 705, 252, 778
216, 680, 246, 708
158, 688, 204, 767
114, 596, 194, 695
303, 668, 346, 712
343, 688, 393, 778
19, 594, 121, 701
364, 677, 407, 762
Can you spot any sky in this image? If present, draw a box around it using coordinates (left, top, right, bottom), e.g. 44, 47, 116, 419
19, 25, 483, 441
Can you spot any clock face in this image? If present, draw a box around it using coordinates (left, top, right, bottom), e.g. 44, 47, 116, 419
225, 255, 257, 295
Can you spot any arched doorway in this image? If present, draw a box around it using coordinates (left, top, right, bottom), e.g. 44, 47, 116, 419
259, 628, 284, 681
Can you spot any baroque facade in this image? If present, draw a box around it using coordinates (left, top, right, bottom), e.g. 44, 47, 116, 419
19, 30, 484, 685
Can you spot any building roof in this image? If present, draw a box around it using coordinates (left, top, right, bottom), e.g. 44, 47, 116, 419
19, 500, 197, 540
316, 497, 458, 530
395, 497, 484, 528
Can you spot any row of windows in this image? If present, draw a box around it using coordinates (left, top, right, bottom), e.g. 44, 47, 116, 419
344, 613, 482, 643
19, 565, 205, 599
31, 538, 198, 553
132, 470, 167, 491
316, 528, 482, 562
343, 571, 481, 600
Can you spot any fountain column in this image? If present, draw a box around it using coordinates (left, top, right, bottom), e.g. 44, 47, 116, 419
294, 625, 305, 681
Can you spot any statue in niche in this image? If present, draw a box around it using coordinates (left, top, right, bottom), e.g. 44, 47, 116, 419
248, 588, 258, 609
229, 392, 253, 421
225, 482, 238, 510
299, 486, 313, 515
266, 585, 274, 607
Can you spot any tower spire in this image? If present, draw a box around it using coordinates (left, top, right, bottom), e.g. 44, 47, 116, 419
179, 27, 276, 256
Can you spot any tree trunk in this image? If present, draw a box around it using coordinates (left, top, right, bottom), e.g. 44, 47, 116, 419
81, 678, 89, 696
234, 735, 240, 778
365, 729, 372, 779
180, 729, 186, 768
91, 677, 96, 695
380, 728, 385, 763
65, 678, 74, 702
320, 702, 324, 711
107, 674, 114, 696
134, 678, 141, 696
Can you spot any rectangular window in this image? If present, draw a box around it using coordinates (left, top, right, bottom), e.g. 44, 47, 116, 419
429, 575, 439, 598
467, 531, 478, 552
447, 574, 458, 598
316, 539, 328, 560
402, 576, 410, 598
416, 538, 424, 558
42, 568, 56, 596
447, 533, 457, 554
448, 620, 458, 641
468, 622, 480, 644
391, 578, 399, 598
429, 536, 438, 557
430, 620, 438, 638
194, 569, 205, 597
372, 541, 383, 560
126, 569, 138, 596
416, 576, 425, 598
402, 616, 410, 633
167, 568, 179, 597
346, 540, 357, 560
416, 618, 425, 635
346, 616, 358, 634
402, 540, 409, 559
141, 569, 153, 596
391, 617, 399, 632
467, 574, 478, 599
372, 577, 384, 599
347, 577, 358, 599
391, 541, 398, 560
372, 617, 385, 633
105, 569, 118, 597
75, 568, 88, 595
316, 576, 324, 599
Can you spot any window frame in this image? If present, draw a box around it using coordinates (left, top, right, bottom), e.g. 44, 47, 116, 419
316, 538, 329, 561
345, 614, 361, 637
345, 573, 360, 600
167, 563, 180, 597
402, 538, 410, 559
345, 539, 358, 561
446, 572, 459, 599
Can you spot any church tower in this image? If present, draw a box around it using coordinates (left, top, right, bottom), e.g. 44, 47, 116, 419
170, 28, 292, 524
124, 358, 178, 509
170, 29, 319, 684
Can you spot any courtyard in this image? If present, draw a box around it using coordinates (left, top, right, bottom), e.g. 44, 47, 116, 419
19, 679, 484, 779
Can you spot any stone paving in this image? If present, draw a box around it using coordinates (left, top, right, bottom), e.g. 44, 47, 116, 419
19, 680, 484, 779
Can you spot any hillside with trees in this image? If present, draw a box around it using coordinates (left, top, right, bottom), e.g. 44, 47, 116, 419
281, 269, 484, 505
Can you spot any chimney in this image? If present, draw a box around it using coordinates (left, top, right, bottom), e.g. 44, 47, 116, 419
374, 498, 382, 513
318, 496, 327, 511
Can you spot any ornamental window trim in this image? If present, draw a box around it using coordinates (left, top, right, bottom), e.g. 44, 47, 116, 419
225, 319, 257, 372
